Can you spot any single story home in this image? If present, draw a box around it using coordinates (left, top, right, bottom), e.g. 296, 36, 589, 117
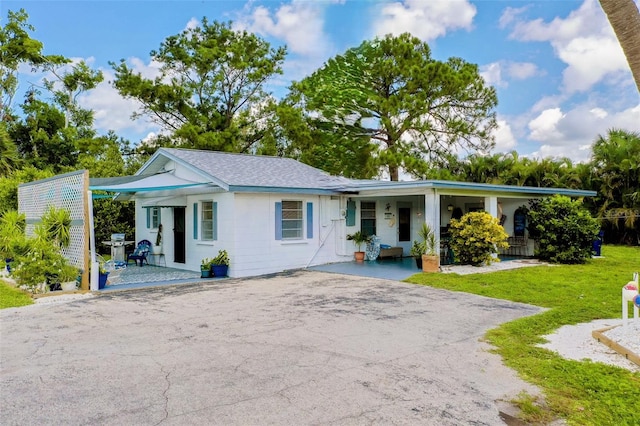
89, 148, 596, 278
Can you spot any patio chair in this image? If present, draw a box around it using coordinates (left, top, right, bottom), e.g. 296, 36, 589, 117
127, 240, 152, 266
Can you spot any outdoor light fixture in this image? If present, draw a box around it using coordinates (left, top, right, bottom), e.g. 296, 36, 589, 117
447, 204, 454, 211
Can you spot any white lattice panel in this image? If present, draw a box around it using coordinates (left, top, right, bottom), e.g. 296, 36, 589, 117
18, 170, 88, 269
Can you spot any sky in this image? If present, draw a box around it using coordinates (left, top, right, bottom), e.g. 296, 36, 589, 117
5, 0, 640, 163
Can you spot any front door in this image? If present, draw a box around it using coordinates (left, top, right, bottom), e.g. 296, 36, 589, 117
173, 207, 185, 263
398, 207, 411, 242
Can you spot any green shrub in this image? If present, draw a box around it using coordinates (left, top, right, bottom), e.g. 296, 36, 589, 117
449, 211, 508, 266
0, 210, 26, 260
527, 195, 599, 264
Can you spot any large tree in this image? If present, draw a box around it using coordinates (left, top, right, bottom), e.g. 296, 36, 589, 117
282, 33, 498, 180
43, 61, 103, 128
599, 0, 640, 94
0, 9, 65, 122
111, 19, 286, 152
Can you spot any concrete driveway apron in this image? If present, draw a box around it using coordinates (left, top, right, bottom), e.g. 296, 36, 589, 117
0, 270, 541, 425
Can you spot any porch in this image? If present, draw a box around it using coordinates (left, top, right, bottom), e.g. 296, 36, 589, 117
309, 255, 540, 280
99, 264, 210, 292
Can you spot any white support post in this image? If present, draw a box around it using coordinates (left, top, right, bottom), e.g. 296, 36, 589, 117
424, 189, 440, 255
485, 196, 498, 218
485, 196, 499, 259
87, 190, 99, 291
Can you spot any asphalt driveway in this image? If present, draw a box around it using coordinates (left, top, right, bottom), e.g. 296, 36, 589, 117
1, 271, 541, 425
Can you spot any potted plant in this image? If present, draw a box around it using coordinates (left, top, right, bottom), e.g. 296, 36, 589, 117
418, 223, 439, 272
211, 249, 229, 277
410, 240, 425, 269
200, 258, 212, 278
152, 224, 163, 254
59, 264, 80, 291
98, 261, 109, 289
347, 231, 371, 262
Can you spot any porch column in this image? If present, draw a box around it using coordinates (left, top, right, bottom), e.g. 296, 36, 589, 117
485, 196, 498, 218
485, 196, 499, 259
424, 189, 440, 254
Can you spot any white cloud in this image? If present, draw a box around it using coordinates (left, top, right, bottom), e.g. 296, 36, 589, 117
480, 62, 502, 87
373, 0, 476, 41
238, 1, 332, 57
529, 108, 565, 142
481, 61, 541, 87
507, 62, 539, 80
504, 0, 629, 93
526, 103, 640, 161
79, 68, 160, 139
127, 57, 163, 80
185, 17, 199, 30
493, 119, 517, 152
498, 6, 528, 29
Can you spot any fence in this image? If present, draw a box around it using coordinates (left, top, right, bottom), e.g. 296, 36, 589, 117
18, 170, 90, 289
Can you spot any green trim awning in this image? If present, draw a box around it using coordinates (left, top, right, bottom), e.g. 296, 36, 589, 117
89, 173, 209, 193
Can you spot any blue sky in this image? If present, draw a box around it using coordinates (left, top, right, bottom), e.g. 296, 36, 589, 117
5, 0, 640, 163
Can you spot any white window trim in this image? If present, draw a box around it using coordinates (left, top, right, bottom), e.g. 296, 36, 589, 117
281, 199, 304, 241
200, 200, 215, 241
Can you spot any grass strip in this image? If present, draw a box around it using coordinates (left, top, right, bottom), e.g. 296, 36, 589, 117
406, 245, 640, 425
0, 280, 34, 309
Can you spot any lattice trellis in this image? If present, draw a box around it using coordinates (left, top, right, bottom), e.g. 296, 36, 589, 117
18, 170, 89, 287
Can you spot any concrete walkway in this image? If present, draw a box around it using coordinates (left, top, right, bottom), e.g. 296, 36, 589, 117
1, 271, 541, 425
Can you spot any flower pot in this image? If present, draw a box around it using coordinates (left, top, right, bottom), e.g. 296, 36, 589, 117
61, 281, 77, 291
354, 251, 365, 262
421, 254, 440, 273
98, 272, 109, 289
211, 264, 228, 277
415, 256, 422, 269
200, 267, 211, 278
152, 244, 163, 255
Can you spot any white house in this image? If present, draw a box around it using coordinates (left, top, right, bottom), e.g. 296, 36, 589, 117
89, 148, 596, 278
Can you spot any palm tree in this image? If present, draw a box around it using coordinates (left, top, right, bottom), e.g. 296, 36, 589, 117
591, 129, 640, 243
599, 0, 640, 93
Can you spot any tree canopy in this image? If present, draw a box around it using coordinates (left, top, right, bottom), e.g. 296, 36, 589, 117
111, 19, 286, 153
0, 8, 65, 122
281, 33, 498, 180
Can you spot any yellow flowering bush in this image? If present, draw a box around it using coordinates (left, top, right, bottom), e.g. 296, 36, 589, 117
449, 211, 509, 266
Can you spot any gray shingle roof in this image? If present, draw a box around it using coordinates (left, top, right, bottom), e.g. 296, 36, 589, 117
161, 148, 353, 191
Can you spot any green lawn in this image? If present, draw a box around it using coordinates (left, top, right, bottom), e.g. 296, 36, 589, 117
406, 245, 640, 426
0, 280, 34, 309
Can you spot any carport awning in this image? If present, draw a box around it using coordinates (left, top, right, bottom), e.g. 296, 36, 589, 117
140, 196, 188, 208
89, 173, 209, 193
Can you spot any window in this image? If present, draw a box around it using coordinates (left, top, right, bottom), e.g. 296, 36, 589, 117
281, 200, 303, 239
201, 201, 215, 241
275, 201, 313, 241
360, 201, 376, 237
151, 207, 160, 228
147, 207, 161, 229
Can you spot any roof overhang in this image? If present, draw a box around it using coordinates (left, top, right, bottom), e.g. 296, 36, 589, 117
89, 173, 212, 196
342, 179, 596, 198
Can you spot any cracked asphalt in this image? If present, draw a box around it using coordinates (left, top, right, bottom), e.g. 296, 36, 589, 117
0, 270, 542, 425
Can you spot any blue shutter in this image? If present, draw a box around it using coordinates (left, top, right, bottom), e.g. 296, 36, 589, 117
146, 208, 150, 228
307, 202, 313, 239
193, 203, 198, 239
275, 202, 282, 240
213, 202, 218, 241
346, 200, 356, 226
